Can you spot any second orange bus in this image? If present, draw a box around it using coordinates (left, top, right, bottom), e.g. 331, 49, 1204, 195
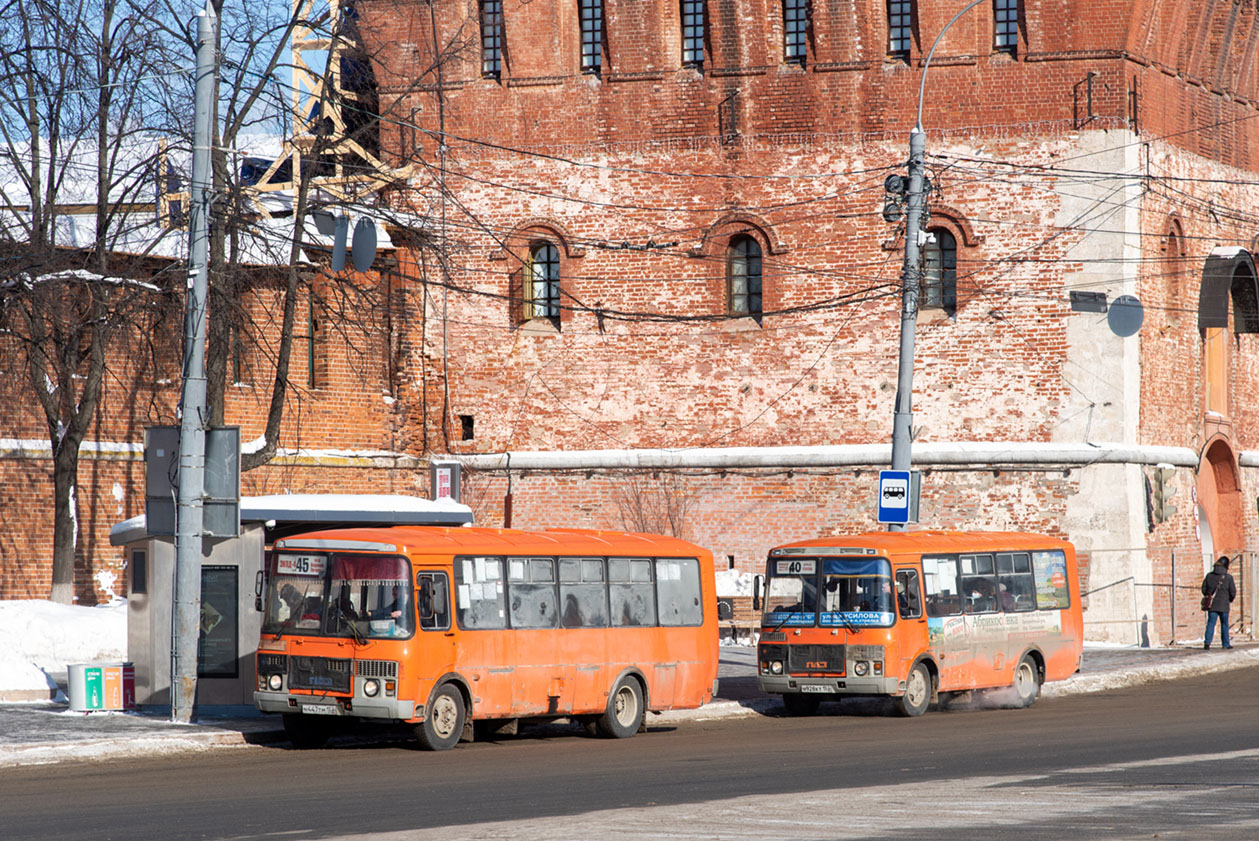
756, 530, 1083, 716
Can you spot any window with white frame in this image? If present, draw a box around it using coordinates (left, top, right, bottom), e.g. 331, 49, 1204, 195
528, 242, 561, 323
921, 228, 957, 315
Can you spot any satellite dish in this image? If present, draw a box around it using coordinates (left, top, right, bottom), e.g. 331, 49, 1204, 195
1108, 294, 1144, 337
330, 215, 349, 273
311, 208, 336, 236
351, 217, 378, 273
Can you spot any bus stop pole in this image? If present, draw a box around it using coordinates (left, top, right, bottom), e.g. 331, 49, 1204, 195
888, 0, 988, 532
172, 0, 217, 723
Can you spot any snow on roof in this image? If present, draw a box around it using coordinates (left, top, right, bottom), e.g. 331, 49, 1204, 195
110, 493, 473, 545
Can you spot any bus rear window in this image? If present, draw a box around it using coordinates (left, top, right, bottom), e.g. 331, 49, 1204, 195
1033, 550, 1071, 609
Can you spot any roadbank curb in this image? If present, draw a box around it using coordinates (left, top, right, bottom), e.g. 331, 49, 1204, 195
1041, 646, 1259, 698
0, 730, 258, 768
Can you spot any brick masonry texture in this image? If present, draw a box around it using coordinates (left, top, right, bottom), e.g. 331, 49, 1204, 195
2, 1, 1258, 644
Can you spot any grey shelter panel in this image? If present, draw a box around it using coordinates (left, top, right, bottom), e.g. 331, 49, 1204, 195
1199, 249, 1259, 332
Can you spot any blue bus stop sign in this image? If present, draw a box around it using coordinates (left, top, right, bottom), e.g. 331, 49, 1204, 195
878, 470, 915, 524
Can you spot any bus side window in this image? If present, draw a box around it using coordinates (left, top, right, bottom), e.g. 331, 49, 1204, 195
896, 569, 922, 619
610, 557, 657, 627
656, 557, 703, 626
997, 552, 1035, 612
416, 572, 451, 630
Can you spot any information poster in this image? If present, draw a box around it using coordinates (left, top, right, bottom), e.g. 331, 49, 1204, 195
198, 565, 238, 678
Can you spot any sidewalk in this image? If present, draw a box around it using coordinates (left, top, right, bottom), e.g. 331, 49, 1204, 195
1, 643, 1255, 767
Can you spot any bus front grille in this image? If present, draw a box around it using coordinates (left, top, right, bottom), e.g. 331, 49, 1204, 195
289, 656, 352, 692
787, 644, 846, 674
356, 659, 398, 678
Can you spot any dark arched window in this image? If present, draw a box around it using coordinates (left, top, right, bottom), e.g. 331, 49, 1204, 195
921, 228, 956, 316
728, 234, 763, 320
528, 242, 561, 323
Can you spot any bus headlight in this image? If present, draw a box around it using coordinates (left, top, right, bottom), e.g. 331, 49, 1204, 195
770, 661, 784, 675
267, 673, 283, 691
363, 679, 380, 698
853, 661, 870, 677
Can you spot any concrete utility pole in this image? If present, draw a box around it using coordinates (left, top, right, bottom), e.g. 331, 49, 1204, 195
172, 0, 217, 723
888, 0, 988, 531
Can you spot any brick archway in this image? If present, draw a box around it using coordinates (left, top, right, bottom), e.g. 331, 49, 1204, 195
1197, 436, 1243, 573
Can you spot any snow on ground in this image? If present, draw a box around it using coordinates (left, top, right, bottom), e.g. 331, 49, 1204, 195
0, 600, 127, 699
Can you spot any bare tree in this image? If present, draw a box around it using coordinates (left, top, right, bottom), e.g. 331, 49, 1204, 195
614, 474, 698, 539
141, 0, 473, 471
0, 0, 176, 601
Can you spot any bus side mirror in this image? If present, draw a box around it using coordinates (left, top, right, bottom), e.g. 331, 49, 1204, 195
752, 574, 764, 612
254, 570, 265, 612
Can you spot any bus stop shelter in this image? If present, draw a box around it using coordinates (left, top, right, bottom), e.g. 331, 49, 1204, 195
109, 494, 473, 714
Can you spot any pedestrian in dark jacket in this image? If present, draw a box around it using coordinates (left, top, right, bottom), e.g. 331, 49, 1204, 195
1202, 556, 1237, 649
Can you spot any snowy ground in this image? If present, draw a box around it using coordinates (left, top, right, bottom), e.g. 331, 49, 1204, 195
0, 600, 127, 701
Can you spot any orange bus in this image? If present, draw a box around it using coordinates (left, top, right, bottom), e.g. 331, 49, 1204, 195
756, 531, 1082, 716
254, 525, 719, 749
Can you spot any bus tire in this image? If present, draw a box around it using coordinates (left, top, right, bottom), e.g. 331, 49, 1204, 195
1012, 655, 1041, 708
416, 683, 465, 751
596, 676, 644, 739
896, 662, 932, 717
781, 692, 821, 717
283, 713, 331, 749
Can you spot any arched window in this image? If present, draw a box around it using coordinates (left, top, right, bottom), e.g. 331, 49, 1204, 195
1163, 225, 1183, 325
528, 241, 561, 323
728, 234, 763, 320
921, 228, 957, 316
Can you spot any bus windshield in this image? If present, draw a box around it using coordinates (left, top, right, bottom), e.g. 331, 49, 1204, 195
764, 557, 894, 628
263, 552, 415, 639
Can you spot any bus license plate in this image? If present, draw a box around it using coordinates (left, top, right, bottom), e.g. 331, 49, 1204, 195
800, 685, 835, 694
302, 703, 341, 716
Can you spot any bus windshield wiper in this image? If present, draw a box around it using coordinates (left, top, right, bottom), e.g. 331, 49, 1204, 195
769, 609, 801, 634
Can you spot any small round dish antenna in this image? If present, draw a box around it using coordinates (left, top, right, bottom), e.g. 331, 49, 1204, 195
1107, 294, 1144, 337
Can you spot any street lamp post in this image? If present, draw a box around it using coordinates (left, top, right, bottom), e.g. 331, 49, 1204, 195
888, 0, 989, 530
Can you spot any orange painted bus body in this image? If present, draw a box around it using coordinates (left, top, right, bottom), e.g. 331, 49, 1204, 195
255, 526, 718, 748
757, 531, 1083, 716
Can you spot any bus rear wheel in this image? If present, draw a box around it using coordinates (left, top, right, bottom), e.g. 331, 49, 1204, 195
896, 662, 932, 717
416, 683, 465, 751
596, 677, 644, 739
781, 692, 821, 717
1012, 655, 1041, 708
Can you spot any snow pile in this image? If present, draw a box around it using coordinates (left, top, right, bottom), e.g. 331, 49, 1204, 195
714, 568, 756, 597
0, 600, 127, 698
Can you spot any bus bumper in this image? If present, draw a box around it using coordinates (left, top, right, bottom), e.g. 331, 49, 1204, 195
254, 690, 416, 721
757, 674, 900, 697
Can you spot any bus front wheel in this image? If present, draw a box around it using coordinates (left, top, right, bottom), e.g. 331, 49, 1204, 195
417, 684, 466, 751
1012, 655, 1041, 708
896, 662, 932, 717
596, 677, 644, 739
781, 692, 821, 716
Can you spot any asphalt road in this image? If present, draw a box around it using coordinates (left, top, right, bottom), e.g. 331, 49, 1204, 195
3, 665, 1257, 841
